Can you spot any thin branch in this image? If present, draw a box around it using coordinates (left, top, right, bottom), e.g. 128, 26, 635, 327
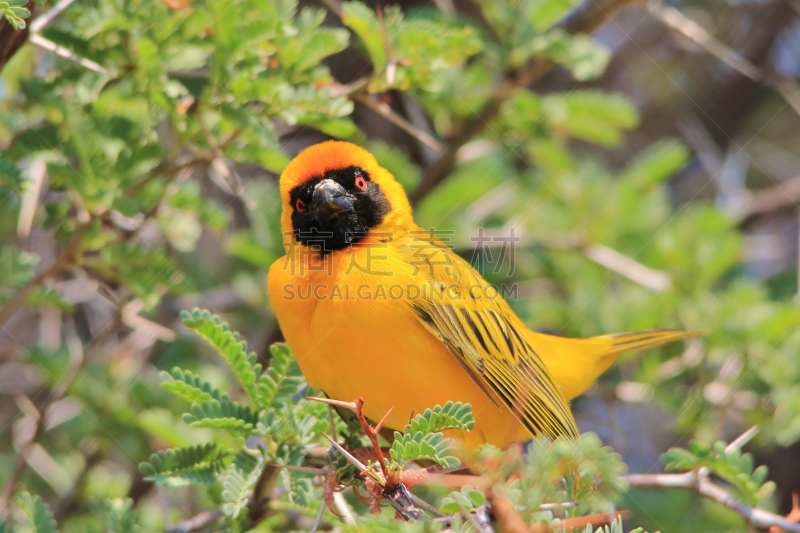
736, 175, 800, 221
625, 470, 800, 533
584, 243, 672, 292
530, 512, 628, 532
332, 491, 356, 524
272, 464, 328, 475
725, 425, 759, 453
310, 500, 326, 533
459, 231, 672, 293
0, 224, 88, 327
166, 510, 222, 533
198, 112, 254, 209
28, 33, 107, 74
354, 94, 443, 152
650, 2, 800, 118
29, 0, 75, 33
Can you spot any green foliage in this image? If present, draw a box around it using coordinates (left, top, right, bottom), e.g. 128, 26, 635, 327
2, 0, 798, 531
139, 443, 229, 486
661, 439, 776, 505
404, 401, 476, 435
390, 431, 461, 470
181, 309, 265, 408
183, 398, 260, 432
1, 0, 29, 29
439, 485, 486, 514
341, 2, 481, 92
389, 402, 476, 469
473, 434, 627, 520
100, 498, 141, 533
16, 492, 59, 533
150, 311, 312, 528
222, 449, 266, 519
160, 368, 230, 404
260, 342, 304, 410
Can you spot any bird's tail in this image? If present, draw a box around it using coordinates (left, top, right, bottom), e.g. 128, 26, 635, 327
590, 329, 705, 358
532, 328, 705, 401
587, 329, 706, 357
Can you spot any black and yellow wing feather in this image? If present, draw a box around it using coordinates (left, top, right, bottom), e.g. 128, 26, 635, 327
398, 230, 579, 440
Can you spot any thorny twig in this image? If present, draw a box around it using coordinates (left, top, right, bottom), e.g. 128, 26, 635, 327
625, 470, 800, 533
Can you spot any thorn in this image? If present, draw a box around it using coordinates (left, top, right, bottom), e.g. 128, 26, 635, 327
406, 408, 416, 428
353, 398, 390, 482
308, 396, 359, 413
321, 432, 383, 485
725, 425, 759, 454
375, 406, 395, 434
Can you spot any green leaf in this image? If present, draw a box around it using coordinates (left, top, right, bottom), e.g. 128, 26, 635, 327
390, 430, 461, 469
101, 498, 141, 533
160, 368, 230, 405
618, 140, 689, 186
222, 449, 267, 518
543, 90, 639, 146
258, 343, 303, 410
139, 443, 229, 486
528, 0, 580, 31
183, 398, 259, 432
661, 447, 701, 471
527, 30, 610, 81
16, 492, 58, 533
278, 8, 349, 71
181, 308, 264, 409
404, 401, 475, 435
341, 2, 390, 69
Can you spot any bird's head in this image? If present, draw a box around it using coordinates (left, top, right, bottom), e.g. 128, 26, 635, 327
279, 141, 413, 254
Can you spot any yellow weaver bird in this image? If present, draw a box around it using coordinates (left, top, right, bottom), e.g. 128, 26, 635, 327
268, 141, 701, 448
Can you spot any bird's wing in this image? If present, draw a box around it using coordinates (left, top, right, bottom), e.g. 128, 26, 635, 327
397, 231, 578, 439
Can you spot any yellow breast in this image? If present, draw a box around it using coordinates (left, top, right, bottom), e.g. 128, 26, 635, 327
267, 244, 530, 448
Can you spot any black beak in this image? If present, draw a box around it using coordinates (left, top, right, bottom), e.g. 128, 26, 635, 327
310, 179, 355, 223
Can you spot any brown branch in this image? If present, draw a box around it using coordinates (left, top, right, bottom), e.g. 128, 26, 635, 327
354, 95, 443, 153
0, 224, 87, 327
650, 2, 800, 118
0, 0, 33, 73
409, 0, 635, 205
625, 470, 800, 533
0, 154, 204, 329
166, 510, 222, 533
736, 175, 800, 221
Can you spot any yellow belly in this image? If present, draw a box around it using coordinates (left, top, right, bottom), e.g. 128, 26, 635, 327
267, 251, 530, 449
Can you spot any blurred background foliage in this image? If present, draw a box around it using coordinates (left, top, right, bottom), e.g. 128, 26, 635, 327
1, 0, 800, 530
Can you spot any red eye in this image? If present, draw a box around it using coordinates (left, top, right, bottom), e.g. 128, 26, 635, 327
295, 199, 306, 212
355, 175, 367, 191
